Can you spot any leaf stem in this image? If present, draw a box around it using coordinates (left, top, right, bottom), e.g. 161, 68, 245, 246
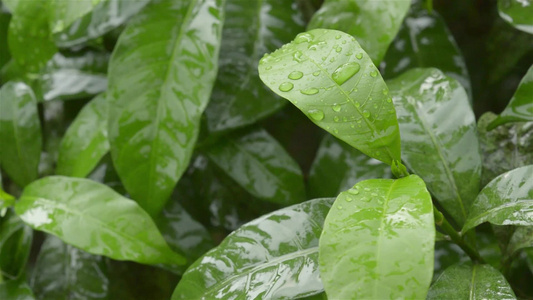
433, 207, 485, 263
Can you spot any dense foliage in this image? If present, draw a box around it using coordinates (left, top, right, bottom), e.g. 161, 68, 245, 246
0, 0, 532, 299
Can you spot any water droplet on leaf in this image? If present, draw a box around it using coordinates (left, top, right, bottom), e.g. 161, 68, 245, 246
288, 71, 303, 80
300, 88, 319, 95
279, 82, 294, 92
356, 53, 363, 59
363, 110, 370, 118
370, 70, 378, 77
332, 62, 360, 85
294, 32, 313, 44
332, 103, 341, 112
308, 109, 324, 121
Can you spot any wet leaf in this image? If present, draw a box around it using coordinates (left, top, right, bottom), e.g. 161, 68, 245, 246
0, 82, 42, 187
433, 241, 469, 279
427, 263, 516, 299
56, 94, 109, 178
308, 134, 391, 198
206, 128, 305, 205
308, 0, 410, 64
507, 226, 533, 257
31, 235, 109, 300
107, 0, 226, 216
489, 64, 533, 129
0, 278, 35, 300
463, 165, 533, 232
0, 7, 10, 70
388, 68, 481, 226
258, 29, 402, 166
172, 198, 334, 299
0, 212, 32, 280
319, 175, 434, 299
15, 176, 186, 268
498, 0, 533, 34
204, 0, 305, 132
49, 0, 103, 35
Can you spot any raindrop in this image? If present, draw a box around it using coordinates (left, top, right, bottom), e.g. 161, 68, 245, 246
329, 57, 336, 63
336, 47, 342, 53
335, 34, 341, 39
386, 97, 392, 103
313, 71, 320, 76
293, 51, 305, 63
342, 40, 346, 44
333, 128, 339, 134
309, 44, 318, 51
382, 89, 389, 95
321, 56, 327, 61
337, 205, 343, 210
348, 187, 360, 195
331, 62, 361, 85
332, 103, 341, 112
345, 197, 353, 202
334, 116, 340, 122
355, 101, 361, 108
356, 53, 363, 59
265, 66, 272, 70
300, 88, 319, 95
294, 32, 314, 44
288, 71, 303, 80
279, 82, 294, 92
363, 110, 370, 118
308, 109, 324, 121
371, 192, 378, 197
370, 70, 378, 77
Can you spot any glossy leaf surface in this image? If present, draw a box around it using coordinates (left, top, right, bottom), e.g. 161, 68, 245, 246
0, 82, 42, 187
258, 29, 401, 165
0, 8, 10, 70
388, 68, 481, 226
382, 1, 471, 98
463, 165, 533, 232
206, 128, 305, 205
427, 263, 516, 299
498, 0, 533, 34
308, 0, 410, 64
49, 0, 102, 34
15, 176, 186, 267
489, 64, 533, 129
56, 94, 109, 178
308, 134, 391, 198
0, 213, 32, 280
108, 0, 225, 216
0, 279, 35, 300
204, 0, 304, 132
173, 198, 334, 299
319, 175, 434, 299
507, 226, 533, 256
478, 112, 533, 186
31, 235, 109, 300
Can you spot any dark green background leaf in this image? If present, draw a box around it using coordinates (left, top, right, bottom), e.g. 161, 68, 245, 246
0, 278, 35, 300
0, 212, 32, 280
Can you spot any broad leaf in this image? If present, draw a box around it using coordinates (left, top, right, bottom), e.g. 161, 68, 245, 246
56, 94, 109, 178
478, 112, 533, 186
49, 0, 103, 34
206, 128, 305, 205
308, 134, 391, 198
0, 82, 42, 187
308, 0, 410, 64
204, 0, 304, 132
319, 175, 434, 299
489, 64, 533, 129
507, 226, 533, 256
498, 0, 533, 34
258, 29, 402, 165
15, 176, 186, 268
434, 241, 469, 279
388, 68, 481, 226
382, 1, 471, 99
463, 165, 533, 232
0, 173, 16, 213
173, 198, 334, 299
107, 0, 226, 216
0, 212, 32, 280
31, 235, 109, 300
427, 263, 516, 299
0, 7, 10, 70
0, 278, 35, 300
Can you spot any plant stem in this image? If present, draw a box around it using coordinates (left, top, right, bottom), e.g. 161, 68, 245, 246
433, 207, 485, 264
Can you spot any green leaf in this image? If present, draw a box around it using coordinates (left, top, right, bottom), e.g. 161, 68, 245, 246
258, 29, 402, 166
31, 235, 109, 300
498, 0, 533, 34
0, 278, 35, 300
172, 198, 334, 299
463, 165, 533, 232
308, 134, 391, 198
0, 7, 10, 70
0, 173, 16, 212
427, 263, 516, 299
15, 176, 186, 268
7, 0, 56, 73
382, 1, 472, 99
56, 94, 109, 178
204, 0, 305, 132
108, 0, 226, 216
319, 175, 434, 299
507, 226, 533, 257
49, 0, 104, 34
387, 68, 481, 226
489, 64, 533, 129
478, 112, 533, 186
206, 128, 305, 205
307, 0, 410, 65
0, 212, 32, 280
0, 81, 42, 187
434, 241, 469, 279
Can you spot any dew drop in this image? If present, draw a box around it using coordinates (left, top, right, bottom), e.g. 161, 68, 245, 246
313, 71, 320, 76
356, 53, 363, 59
294, 32, 314, 44
321, 56, 327, 61
331, 62, 361, 85
335, 34, 341, 39
279, 82, 294, 92
309, 44, 318, 51
337, 205, 343, 210
333, 128, 339, 134
336, 47, 342, 53
348, 187, 360, 195
355, 101, 361, 108
371, 192, 378, 197
332, 103, 341, 112
387, 97, 392, 103
334, 116, 340, 122
363, 110, 370, 118
329, 57, 336, 63
342, 40, 346, 44
300, 88, 319, 95
345, 197, 353, 202
288, 71, 303, 80
370, 70, 378, 77
308, 109, 324, 121
382, 89, 388, 95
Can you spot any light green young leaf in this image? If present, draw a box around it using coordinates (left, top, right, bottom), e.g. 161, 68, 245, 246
15, 176, 186, 268
0, 212, 32, 280
0, 82, 42, 187
172, 198, 334, 299
388, 68, 481, 226
308, 0, 410, 64
489, 64, 533, 129
108, 0, 226, 216
0, 278, 35, 300
427, 263, 516, 299
463, 165, 533, 232
204, 0, 305, 132
56, 94, 109, 178
258, 29, 401, 166
498, 0, 533, 34
206, 128, 305, 205
31, 235, 109, 300
319, 175, 434, 299
308, 134, 391, 198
